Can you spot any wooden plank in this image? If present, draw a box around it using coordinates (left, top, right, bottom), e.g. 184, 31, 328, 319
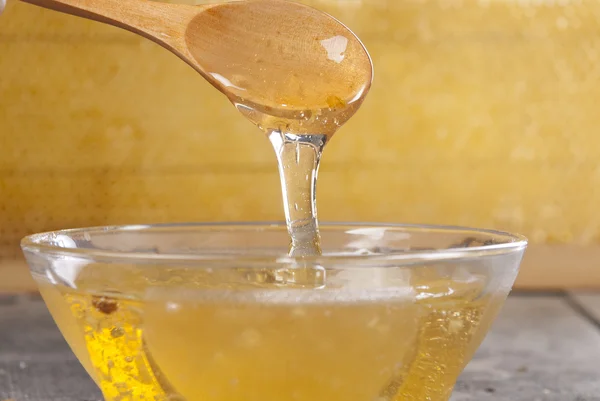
0, 294, 100, 401
453, 296, 600, 400
568, 292, 600, 324
0, 261, 36, 293
515, 245, 600, 290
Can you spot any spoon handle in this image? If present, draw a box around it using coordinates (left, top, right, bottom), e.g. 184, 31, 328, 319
20, 0, 199, 51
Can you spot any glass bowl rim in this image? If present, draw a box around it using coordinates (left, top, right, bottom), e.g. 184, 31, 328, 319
21, 222, 528, 265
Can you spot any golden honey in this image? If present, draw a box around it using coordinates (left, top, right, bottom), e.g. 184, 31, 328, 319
36, 265, 505, 401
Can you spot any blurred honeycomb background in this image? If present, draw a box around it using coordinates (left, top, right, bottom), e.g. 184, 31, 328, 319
1, 0, 600, 288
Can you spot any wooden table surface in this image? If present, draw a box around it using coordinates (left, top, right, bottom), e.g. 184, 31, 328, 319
0, 292, 599, 401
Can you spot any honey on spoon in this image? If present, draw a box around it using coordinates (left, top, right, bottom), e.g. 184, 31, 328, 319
20, 0, 374, 255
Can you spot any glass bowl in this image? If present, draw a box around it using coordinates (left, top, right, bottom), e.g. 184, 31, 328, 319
21, 222, 527, 401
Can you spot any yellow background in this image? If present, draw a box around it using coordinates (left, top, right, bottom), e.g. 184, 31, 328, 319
1, 0, 600, 287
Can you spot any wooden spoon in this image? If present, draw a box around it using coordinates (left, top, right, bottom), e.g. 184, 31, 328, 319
20, 0, 373, 136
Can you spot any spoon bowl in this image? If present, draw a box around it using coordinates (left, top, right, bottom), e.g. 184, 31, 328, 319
21, 0, 373, 136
